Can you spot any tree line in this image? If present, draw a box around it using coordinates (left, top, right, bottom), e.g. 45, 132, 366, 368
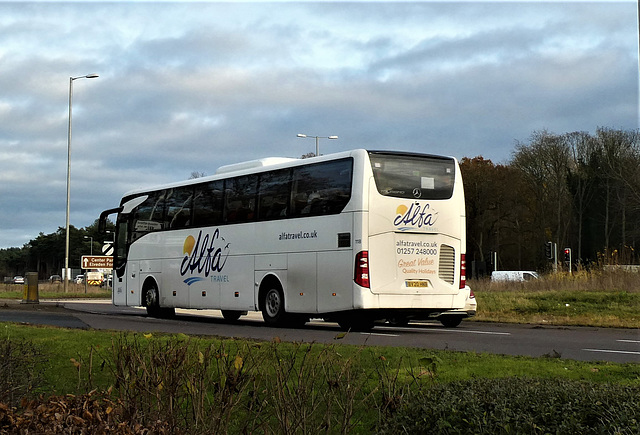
0, 222, 114, 281
463, 127, 639, 274
2, 127, 638, 279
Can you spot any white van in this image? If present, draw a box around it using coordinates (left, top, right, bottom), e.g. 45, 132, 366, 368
491, 271, 539, 282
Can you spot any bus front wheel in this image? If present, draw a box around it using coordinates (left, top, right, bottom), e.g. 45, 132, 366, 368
143, 282, 174, 318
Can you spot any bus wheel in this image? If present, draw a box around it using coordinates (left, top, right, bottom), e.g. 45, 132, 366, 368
221, 310, 243, 322
388, 316, 409, 327
284, 314, 309, 328
262, 286, 285, 325
338, 316, 375, 332
144, 282, 174, 318
439, 315, 463, 328
144, 284, 160, 317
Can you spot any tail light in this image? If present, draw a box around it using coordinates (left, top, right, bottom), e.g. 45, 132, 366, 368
459, 253, 466, 289
354, 251, 370, 288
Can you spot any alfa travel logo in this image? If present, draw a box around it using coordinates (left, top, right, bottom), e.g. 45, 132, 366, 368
393, 202, 438, 231
180, 229, 230, 285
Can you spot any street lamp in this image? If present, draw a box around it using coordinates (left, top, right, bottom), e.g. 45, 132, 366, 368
64, 73, 99, 293
296, 134, 338, 157
83, 235, 93, 255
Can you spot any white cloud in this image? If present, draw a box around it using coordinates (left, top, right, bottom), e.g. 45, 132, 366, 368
0, 1, 637, 249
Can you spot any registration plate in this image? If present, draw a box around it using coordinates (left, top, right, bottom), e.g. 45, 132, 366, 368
406, 280, 429, 288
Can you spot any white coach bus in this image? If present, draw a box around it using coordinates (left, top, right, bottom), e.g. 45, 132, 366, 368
99, 149, 475, 330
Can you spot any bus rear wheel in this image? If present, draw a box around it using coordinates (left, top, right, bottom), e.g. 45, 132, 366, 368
338, 315, 375, 332
388, 316, 410, 327
439, 315, 463, 328
221, 310, 244, 322
262, 286, 286, 325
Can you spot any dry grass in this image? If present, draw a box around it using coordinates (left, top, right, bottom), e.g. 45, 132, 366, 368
0, 282, 110, 299
473, 269, 640, 293
470, 269, 640, 328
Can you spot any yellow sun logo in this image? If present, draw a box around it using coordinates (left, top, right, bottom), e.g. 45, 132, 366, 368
183, 235, 196, 255
396, 205, 408, 216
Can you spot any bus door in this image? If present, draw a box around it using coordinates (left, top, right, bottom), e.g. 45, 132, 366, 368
125, 260, 140, 306
109, 195, 148, 306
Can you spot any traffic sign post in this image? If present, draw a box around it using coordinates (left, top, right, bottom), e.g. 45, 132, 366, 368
563, 248, 572, 275
545, 241, 558, 273
102, 241, 114, 256
81, 255, 113, 269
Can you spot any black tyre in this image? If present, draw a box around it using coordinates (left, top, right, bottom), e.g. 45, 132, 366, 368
338, 315, 375, 332
144, 282, 175, 318
144, 284, 160, 317
262, 285, 286, 325
221, 310, 243, 322
283, 314, 309, 328
388, 316, 410, 327
439, 315, 463, 328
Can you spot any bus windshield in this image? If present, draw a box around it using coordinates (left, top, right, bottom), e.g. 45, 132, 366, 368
369, 152, 455, 200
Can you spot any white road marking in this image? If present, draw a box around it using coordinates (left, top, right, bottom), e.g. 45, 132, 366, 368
381, 326, 511, 336
360, 332, 400, 337
583, 348, 640, 356
616, 339, 640, 344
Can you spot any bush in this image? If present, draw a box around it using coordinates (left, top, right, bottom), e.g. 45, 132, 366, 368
100, 334, 376, 434
379, 377, 640, 434
0, 337, 44, 407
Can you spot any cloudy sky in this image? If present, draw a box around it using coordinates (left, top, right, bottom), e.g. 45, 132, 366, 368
0, 1, 638, 249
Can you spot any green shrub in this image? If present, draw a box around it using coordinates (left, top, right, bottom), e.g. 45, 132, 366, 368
0, 337, 45, 406
379, 377, 640, 434
100, 334, 376, 434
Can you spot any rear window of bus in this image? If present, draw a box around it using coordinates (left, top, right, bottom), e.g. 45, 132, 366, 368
369, 152, 455, 200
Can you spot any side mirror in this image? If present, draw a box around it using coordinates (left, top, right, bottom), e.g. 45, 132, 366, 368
98, 207, 122, 233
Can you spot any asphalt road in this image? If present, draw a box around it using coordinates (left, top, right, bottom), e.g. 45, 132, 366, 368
1, 299, 638, 363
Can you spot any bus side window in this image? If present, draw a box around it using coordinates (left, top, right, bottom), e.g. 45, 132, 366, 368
165, 187, 193, 229
291, 158, 353, 217
132, 190, 165, 237
224, 175, 258, 224
258, 169, 291, 220
193, 180, 224, 227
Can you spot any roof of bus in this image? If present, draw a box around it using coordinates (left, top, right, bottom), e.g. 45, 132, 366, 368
119, 148, 457, 200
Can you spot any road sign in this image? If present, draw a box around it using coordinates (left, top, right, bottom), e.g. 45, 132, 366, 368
102, 242, 114, 256
81, 255, 113, 269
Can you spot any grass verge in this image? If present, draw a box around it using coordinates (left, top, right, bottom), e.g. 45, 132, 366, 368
469, 269, 640, 328
3, 324, 638, 393
1, 324, 638, 433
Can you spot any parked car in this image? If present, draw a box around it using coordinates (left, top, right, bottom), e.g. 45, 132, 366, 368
13, 276, 24, 284
491, 270, 539, 282
49, 275, 62, 283
75, 275, 84, 284
101, 274, 113, 288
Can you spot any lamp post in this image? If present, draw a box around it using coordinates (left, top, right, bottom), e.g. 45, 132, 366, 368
64, 73, 99, 293
83, 235, 93, 255
296, 134, 338, 157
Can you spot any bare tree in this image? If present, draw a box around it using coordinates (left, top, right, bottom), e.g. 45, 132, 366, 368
189, 171, 206, 179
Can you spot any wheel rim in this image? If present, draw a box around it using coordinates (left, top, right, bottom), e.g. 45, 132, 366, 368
264, 288, 282, 318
